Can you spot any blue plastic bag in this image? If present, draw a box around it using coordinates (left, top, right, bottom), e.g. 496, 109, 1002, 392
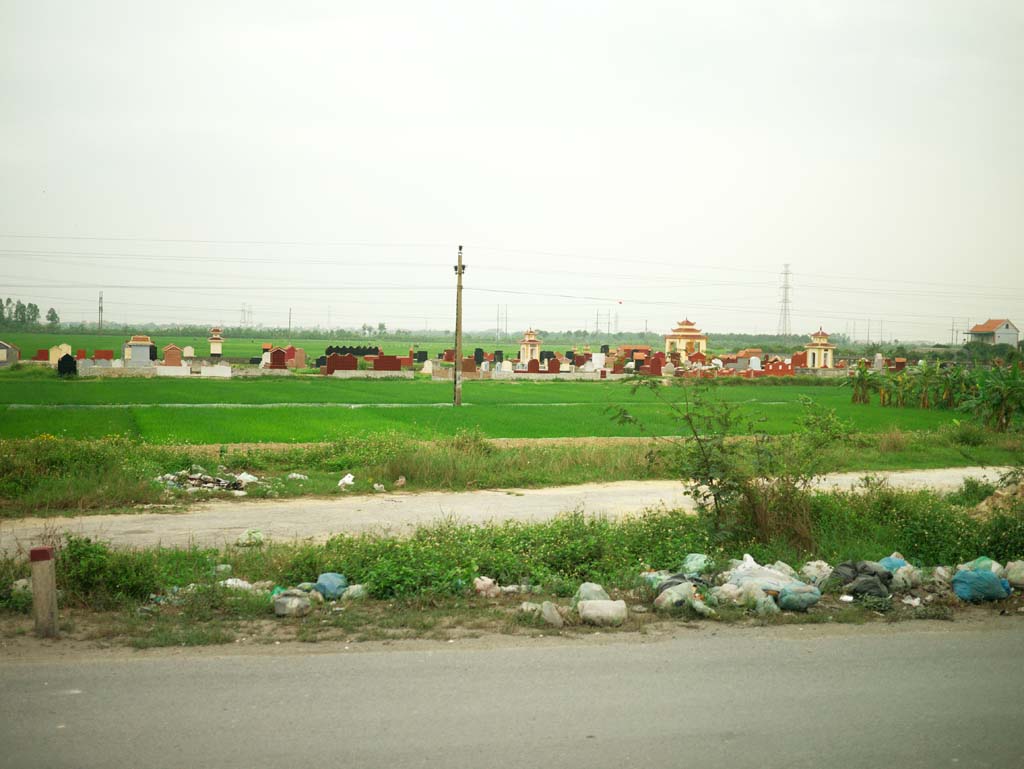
879, 556, 907, 573
778, 583, 821, 611
952, 570, 1010, 602
314, 572, 348, 599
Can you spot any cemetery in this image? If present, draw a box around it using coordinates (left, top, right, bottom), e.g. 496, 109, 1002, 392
0, 320, 866, 385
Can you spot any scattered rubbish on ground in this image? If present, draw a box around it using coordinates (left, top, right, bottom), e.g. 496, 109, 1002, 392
156, 469, 258, 493
342, 585, 367, 600
1005, 561, 1024, 590
338, 474, 355, 488
474, 576, 501, 598
778, 583, 822, 611
286, 473, 308, 480
680, 553, 712, 576
952, 568, 1011, 602
273, 589, 312, 617
235, 529, 264, 547
394, 476, 407, 488
315, 572, 348, 600
218, 578, 253, 591
373, 483, 386, 492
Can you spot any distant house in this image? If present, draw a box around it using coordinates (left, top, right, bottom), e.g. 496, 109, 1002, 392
0, 340, 20, 368
967, 319, 1019, 347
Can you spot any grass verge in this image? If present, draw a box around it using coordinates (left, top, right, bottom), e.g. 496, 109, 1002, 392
1, 425, 1021, 517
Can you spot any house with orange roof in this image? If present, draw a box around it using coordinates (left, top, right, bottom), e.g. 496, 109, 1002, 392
967, 319, 1018, 347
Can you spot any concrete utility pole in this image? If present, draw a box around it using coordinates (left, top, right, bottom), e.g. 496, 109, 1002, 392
288, 308, 292, 342
453, 245, 465, 407
98, 291, 103, 331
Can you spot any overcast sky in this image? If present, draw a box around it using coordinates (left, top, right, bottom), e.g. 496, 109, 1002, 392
1, 1, 1021, 342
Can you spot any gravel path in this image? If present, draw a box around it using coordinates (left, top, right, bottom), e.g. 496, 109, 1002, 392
0, 466, 1006, 553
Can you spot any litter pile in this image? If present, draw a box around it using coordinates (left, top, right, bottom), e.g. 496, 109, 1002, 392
492, 550, 1022, 628
156, 465, 259, 495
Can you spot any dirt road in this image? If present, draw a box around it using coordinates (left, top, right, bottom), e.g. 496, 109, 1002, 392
0, 466, 1005, 553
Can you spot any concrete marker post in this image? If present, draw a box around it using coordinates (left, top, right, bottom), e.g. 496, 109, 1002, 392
29, 546, 58, 638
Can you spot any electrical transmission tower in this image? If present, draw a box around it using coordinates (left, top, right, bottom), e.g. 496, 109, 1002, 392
776, 264, 792, 336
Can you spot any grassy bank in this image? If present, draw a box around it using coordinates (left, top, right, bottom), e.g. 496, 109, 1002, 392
0, 425, 1021, 517
1, 482, 1021, 647
2, 427, 1021, 517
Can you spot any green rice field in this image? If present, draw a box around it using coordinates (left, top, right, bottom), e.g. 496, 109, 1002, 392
0, 375, 966, 444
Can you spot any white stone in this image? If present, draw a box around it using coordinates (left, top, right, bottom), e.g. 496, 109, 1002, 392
501, 360, 513, 373
577, 599, 628, 627
571, 582, 610, 607
519, 601, 542, 615
541, 601, 564, 628
420, 359, 433, 375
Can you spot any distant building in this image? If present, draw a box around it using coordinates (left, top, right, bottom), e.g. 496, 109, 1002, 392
208, 327, 224, 358
519, 329, 542, 362
123, 335, 155, 368
804, 328, 836, 369
664, 319, 708, 359
0, 340, 20, 368
967, 319, 1018, 347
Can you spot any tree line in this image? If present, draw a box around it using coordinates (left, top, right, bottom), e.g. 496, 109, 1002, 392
0, 297, 59, 328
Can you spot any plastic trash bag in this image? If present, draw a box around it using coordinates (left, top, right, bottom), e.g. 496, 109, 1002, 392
952, 570, 1011, 602
770, 561, 799, 580
653, 581, 715, 617
891, 564, 922, 592
930, 565, 953, 586
571, 582, 610, 608
1004, 561, 1024, 590
473, 576, 501, 598
879, 554, 908, 573
833, 561, 893, 586
957, 557, 1004, 577
845, 575, 889, 598
640, 570, 672, 588
726, 554, 800, 593
778, 584, 821, 611
680, 553, 712, 576
710, 583, 743, 605
314, 572, 348, 599
338, 473, 355, 488
235, 529, 264, 547
800, 561, 833, 585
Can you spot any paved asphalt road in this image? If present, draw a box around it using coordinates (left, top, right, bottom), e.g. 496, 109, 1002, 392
0, 466, 1005, 553
2, 622, 1022, 769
